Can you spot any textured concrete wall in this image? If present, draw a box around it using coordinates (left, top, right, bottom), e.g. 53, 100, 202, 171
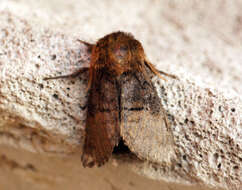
0, 0, 241, 190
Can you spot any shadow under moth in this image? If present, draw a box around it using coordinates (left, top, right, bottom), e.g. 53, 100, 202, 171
45, 31, 176, 167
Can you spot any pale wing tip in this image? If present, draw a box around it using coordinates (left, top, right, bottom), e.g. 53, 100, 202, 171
81, 152, 110, 168
81, 153, 95, 168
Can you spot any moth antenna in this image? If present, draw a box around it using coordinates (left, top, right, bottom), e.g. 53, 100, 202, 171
145, 61, 178, 80
77, 39, 94, 50
87, 68, 93, 91
158, 70, 178, 79
144, 60, 167, 81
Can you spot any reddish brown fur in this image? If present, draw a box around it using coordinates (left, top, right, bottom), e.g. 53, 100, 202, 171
44, 31, 176, 167
87, 32, 165, 89
81, 32, 170, 167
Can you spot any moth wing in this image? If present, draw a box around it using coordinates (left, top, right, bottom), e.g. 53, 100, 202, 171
81, 72, 120, 167
120, 70, 175, 164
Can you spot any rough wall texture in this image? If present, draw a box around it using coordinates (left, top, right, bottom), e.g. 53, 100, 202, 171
0, 0, 241, 190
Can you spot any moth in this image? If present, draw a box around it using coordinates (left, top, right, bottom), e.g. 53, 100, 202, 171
45, 31, 176, 167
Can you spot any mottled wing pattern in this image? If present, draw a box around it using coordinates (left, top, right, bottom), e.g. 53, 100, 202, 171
81, 71, 120, 167
120, 68, 175, 164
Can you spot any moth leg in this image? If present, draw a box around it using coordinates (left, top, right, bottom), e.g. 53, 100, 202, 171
43, 67, 89, 80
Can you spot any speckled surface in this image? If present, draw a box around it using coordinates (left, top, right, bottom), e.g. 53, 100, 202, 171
0, 0, 241, 190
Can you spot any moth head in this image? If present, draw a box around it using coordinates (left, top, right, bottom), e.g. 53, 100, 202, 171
107, 32, 146, 74
91, 32, 147, 76
110, 43, 130, 65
